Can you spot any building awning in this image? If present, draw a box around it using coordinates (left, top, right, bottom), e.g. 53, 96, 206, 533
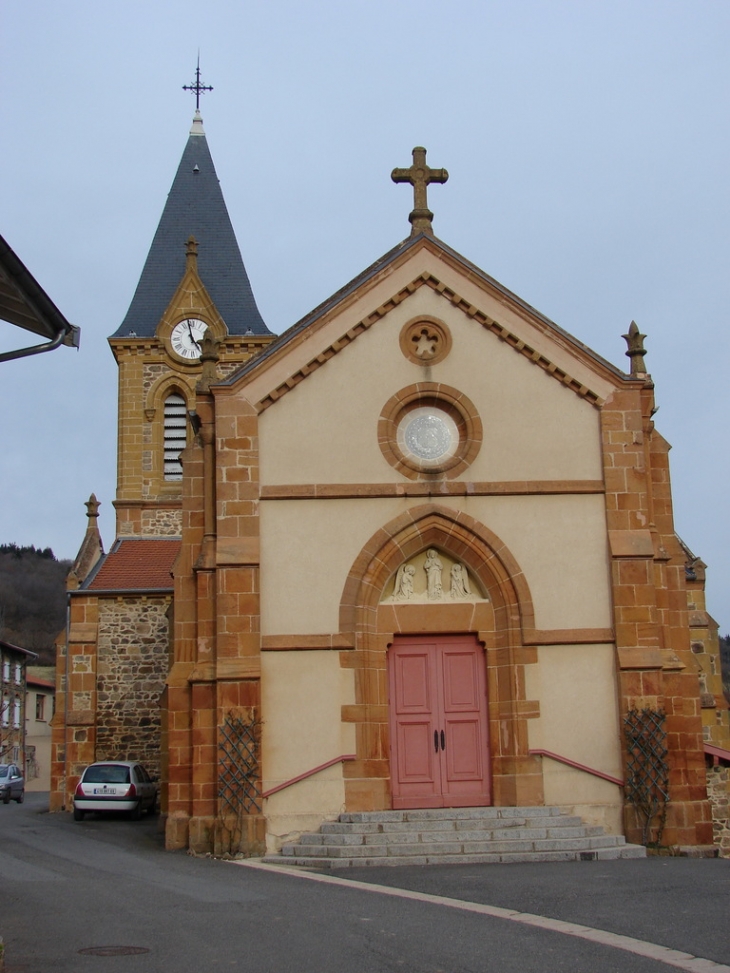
0, 234, 80, 362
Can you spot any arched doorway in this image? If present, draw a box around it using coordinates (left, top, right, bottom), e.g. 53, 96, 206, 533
338, 504, 542, 813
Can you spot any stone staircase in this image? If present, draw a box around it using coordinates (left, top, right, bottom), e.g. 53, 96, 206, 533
263, 806, 647, 868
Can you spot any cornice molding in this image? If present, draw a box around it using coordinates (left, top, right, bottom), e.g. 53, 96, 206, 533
255, 272, 607, 413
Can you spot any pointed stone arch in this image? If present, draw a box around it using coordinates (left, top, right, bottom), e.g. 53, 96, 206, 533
338, 503, 543, 813
144, 372, 196, 422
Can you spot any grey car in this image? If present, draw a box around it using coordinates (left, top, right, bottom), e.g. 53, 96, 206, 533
73, 761, 158, 821
0, 763, 25, 804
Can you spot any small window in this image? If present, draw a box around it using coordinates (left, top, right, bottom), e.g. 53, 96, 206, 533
12, 697, 20, 729
14, 663, 22, 684
2, 660, 9, 682
164, 393, 187, 481
1, 696, 8, 727
36, 694, 46, 721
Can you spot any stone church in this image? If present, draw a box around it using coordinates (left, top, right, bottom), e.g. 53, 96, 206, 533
50, 106, 730, 859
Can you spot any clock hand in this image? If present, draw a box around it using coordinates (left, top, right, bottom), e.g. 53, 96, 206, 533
187, 320, 201, 348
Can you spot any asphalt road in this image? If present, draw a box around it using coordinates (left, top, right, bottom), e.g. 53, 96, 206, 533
1, 793, 728, 973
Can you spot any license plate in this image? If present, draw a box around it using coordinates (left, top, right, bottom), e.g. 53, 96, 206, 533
93, 786, 116, 795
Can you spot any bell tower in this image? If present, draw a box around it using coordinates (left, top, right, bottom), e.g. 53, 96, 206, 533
108, 80, 273, 538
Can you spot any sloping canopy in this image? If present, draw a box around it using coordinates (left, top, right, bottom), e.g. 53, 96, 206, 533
0, 234, 80, 360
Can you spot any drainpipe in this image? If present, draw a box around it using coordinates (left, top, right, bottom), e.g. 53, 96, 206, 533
0, 327, 68, 363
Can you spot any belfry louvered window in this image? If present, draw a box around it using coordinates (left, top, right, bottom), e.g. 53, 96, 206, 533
164, 392, 187, 480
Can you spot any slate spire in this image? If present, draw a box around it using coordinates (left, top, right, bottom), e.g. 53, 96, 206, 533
114, 112, 270, 337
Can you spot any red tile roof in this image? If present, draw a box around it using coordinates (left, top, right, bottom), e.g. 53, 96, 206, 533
27, 677, 55, 690
87, 539, 180, 591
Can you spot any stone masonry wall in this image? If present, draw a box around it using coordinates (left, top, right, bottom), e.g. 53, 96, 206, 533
96, 597, 170, 780
141, 508, 182, 536
706, 766, 730, 858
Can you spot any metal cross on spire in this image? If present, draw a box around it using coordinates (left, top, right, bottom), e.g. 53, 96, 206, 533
182, 56, 213, 110
392, 147, 449, 236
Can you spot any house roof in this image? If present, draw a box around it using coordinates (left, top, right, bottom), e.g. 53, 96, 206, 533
113, 112, 270, 339
0, 640, 39, 661
27, 677, 55, 690
220, 232, 630, 392
0, 234, 80, 358
83, 539, 180, 592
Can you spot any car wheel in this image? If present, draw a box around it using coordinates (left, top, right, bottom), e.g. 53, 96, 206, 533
2, 794, 9, 805
130, 801, 142, 820
73, 807, 85, 821
16, 790, 24, 804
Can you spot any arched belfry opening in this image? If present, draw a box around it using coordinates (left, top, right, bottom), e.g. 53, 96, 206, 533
338, 504, 544, 813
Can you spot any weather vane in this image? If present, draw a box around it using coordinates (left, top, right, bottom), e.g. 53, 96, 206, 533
182, 56, 213, 111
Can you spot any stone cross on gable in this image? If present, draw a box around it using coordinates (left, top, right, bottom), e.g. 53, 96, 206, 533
392, 147, 449, 236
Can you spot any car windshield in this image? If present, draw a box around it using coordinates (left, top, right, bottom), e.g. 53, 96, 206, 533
0, 767, 8, 778
83, 765, 130, 784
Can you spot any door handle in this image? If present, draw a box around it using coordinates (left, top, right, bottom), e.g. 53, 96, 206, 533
440, 730, 446, 750
434, 730, 439, 753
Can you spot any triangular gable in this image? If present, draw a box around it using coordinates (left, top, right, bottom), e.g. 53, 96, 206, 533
218, 233, 636, 412
156, 244, 230, 343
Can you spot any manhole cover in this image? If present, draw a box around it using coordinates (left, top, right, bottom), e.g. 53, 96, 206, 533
78, 946, 150, 957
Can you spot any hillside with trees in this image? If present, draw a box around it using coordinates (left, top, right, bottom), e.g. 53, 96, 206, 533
0, 544, 70, 664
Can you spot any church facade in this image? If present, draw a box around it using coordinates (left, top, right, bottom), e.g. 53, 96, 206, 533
51, 112, 730, 858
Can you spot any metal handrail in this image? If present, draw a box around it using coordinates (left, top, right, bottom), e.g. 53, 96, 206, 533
262, 754, 356, 799
528, 748, 624, 787
705, 742, 730, 766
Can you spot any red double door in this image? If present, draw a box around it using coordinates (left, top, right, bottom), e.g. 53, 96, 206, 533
388, 635, 491, 809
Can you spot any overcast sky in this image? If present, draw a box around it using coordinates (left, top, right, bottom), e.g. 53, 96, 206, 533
2, 1, 728, 630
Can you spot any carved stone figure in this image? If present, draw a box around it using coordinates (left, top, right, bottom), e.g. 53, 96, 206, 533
393, 563, 416, 600
424, 549, 443, 600
450, 562, 471, 599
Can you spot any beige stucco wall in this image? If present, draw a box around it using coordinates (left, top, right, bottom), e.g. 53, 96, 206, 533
525, 643, 623, 832
261, 650, 355, 850
26, 697, 53, 793
260, 495, 612, 635
259, 284, 603, 487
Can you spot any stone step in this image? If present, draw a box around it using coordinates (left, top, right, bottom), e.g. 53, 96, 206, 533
300, 824, 609, 846
263, 844, 647, 869
282, 834, 628, 858
265, 806, 646, 869
338, 806, 566, 824
316, 820, 600, 839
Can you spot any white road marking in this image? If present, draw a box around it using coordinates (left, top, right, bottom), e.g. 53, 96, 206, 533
235, 860, 730, 973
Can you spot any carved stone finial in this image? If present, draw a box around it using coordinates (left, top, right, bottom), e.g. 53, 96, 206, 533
185, 236, 199, 272
197, 331, 220, 392
71, 493, 104, 588
84, 493, 100, 520
392, 147, 449, 236
622, 320, 648, 376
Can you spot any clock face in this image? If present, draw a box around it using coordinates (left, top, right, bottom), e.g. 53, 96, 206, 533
170, 318, 208, 360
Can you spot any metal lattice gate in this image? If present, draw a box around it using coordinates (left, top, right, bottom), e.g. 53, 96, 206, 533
218, 712, 261, 816
624, 708, 670, 846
